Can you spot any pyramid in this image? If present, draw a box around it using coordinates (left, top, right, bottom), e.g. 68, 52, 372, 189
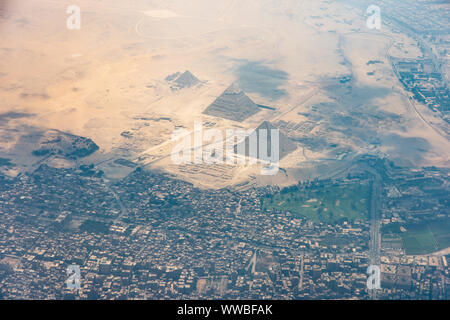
165, 72, 181, 82
202, 83, 261, 122
166, 70, 200, 89
234, 121, 297, 160
173, 71, 200, 88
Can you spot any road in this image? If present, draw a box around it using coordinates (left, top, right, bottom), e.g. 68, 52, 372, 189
367, 169, 382, 300
103, 181, 129, 224
299, 255, 304, 291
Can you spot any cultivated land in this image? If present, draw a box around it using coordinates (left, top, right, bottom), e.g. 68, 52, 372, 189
385, 221, 450, 255
262, 181, 371, 224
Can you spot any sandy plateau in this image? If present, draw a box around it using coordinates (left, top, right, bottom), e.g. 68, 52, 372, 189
0, 0, 448, 189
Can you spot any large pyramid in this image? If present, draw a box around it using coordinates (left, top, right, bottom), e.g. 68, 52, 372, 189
202, 83, 261, 122
234, 121, 297, 160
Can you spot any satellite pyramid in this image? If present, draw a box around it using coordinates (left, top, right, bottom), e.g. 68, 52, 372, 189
234, 121, 297, 160
202, 83, 261, 122
165, 72, 181, 82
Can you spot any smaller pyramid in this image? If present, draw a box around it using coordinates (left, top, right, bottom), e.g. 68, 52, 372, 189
234, 121, 297, 160
202, 83, 261, 122
174, 71, 200, 88
166, 71, 200, 90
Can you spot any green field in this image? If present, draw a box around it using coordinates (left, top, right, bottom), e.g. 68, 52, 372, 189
383, 220, 450, 255
262, 182, 370, 224
400, 220, 449, 255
